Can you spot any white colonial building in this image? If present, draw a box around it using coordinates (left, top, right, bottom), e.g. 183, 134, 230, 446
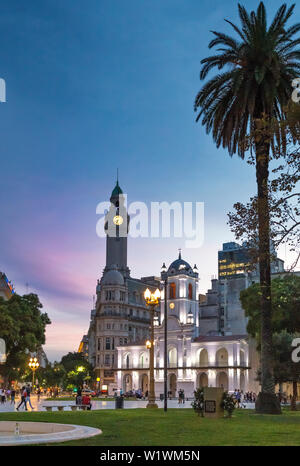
117, 252, 260, 398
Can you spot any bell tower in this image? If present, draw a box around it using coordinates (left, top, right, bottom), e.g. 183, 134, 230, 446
104, 180, 130, 276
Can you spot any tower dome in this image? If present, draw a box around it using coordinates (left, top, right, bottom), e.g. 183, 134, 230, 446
168, 251, 192, 272
111, 180, 123, 198
102, 265, 124, 286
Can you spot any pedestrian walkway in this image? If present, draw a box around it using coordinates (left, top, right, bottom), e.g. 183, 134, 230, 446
0, 395, 257, 412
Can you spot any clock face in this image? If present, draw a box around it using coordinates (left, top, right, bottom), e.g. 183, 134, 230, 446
169, 302, 175, 309
113, 215, 124, 226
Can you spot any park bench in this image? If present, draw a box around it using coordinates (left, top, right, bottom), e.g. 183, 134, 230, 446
68, 404, 90, 411
43, 405, 67, 412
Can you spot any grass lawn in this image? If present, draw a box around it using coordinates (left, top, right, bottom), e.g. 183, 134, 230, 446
0, 408, 299, 446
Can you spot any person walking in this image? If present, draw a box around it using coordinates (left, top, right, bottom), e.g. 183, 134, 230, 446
76, 387, 82, 406
178, 389, 183, 405
26, 385, 34, 410
17, 387, 28, 411
10, 389, 16, 405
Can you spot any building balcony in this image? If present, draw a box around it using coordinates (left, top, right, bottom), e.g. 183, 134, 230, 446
195, 360, 249, 368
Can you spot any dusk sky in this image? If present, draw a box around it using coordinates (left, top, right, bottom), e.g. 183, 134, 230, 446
0, 0, 298, 361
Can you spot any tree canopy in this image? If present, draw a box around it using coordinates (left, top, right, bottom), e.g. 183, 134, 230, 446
0, 293, 51, 383
241, 274, 300, 338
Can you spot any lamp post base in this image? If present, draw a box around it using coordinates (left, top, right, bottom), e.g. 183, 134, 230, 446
146, 401, 158, 409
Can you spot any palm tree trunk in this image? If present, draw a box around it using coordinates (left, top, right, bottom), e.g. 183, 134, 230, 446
254, 138, 281, 414
291, 380, 298, 411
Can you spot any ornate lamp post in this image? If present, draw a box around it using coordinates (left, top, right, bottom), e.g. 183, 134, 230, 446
161, 262, 168, 412
28, 357, 39, 389
144, 287, 161, 409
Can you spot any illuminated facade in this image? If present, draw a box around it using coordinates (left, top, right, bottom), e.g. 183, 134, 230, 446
78, 335, 89, 360
117, 253, 259, 397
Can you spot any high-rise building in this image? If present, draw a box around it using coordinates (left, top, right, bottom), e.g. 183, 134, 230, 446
218, 241, 285, 280
0, 272, 15, 300
78, 335, 89, 360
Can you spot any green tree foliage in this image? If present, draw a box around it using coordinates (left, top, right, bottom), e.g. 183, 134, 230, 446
40, 362, 66, 388
0, 293, 51, 384
241, 276, 300, 410
241, 275, 300, 339
60, 352, 94, 389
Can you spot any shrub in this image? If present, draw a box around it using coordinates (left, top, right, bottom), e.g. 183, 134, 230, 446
221, 391, 236, 418
191, 388, 204, 417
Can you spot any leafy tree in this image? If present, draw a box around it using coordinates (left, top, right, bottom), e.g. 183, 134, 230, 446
40, 362, 66, 389
194, 1, 300, 413
60, 352, 94, 389
60, 352, 89, 372
272, 331, 300, 410
0, 293, 51, 385
241, 275, 300, 338
228, 125, 300, 271
241, 276, 300, 410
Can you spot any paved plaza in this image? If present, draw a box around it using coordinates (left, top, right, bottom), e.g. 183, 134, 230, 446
0, 395, 257, 412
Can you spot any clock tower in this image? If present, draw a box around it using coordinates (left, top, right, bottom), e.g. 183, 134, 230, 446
104, 180, 130, 276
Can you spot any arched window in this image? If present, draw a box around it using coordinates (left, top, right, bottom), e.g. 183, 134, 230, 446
169, 282, 176, 299
188, 283, 193, 299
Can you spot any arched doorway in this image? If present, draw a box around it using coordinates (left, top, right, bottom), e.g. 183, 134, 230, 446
123, 374, 132, 393
168, 373, 177, 397
216, 348, 228, 366
199, 348, 208, 366
139, 352, 148, 368
197, 372, 208, 388
217, 371, 228, 390
140, 374, 148, 393
168, 347, 177, 367
124, 353, 131, 369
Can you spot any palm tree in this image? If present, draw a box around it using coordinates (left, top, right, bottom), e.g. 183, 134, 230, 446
194, 2, 300, 414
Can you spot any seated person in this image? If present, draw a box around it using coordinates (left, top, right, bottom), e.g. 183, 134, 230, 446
81, 395, 92, 410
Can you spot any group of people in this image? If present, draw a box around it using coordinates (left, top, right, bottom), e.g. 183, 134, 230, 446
75, 387, 92, 410
0, 387, 16, 404
233, 389, 257, 408
277, 392, 291, 404
16, 385, 35, 411
122, 389, 147, 399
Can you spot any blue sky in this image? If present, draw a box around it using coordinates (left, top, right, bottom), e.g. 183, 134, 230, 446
0, 0, 298, 360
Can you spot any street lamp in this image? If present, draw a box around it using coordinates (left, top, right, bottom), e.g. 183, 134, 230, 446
161, 262, 168, 412
28, 357, 39, 389
144, 287, 160, 409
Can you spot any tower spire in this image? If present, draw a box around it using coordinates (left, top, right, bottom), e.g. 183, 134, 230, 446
178, 248, 182, 259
